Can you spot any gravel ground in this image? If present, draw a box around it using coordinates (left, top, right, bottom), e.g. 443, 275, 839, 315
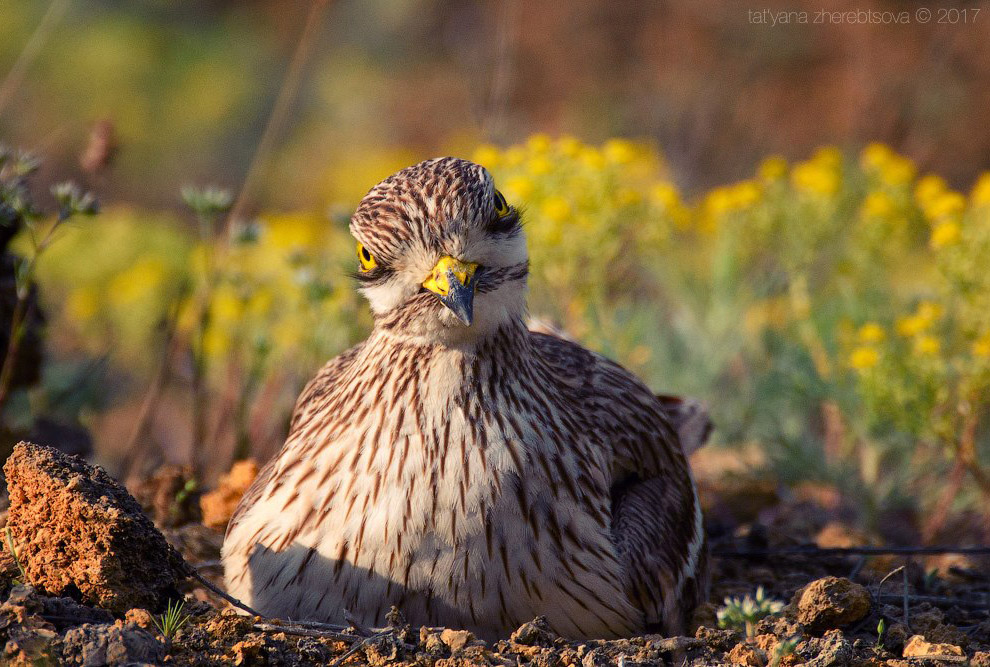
1, 442, 988, 666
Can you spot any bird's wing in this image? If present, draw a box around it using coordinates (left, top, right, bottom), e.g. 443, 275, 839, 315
529, 331, 710, 634
225, 343, 365, 540
528, 317, 711, 455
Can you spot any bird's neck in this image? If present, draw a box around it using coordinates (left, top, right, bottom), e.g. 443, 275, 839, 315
363, 317, 534, 391
371, 316, 531, 357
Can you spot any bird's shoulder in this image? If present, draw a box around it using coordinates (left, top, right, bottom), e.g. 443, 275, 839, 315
288, 342, 366, 430
527, 330, 667, 419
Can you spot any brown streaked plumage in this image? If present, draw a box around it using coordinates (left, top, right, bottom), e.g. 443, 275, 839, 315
221, 157, 710, 640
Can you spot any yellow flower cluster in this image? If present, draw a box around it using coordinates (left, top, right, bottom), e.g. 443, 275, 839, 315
860, 142, 916, 186
184, 212, 366, 374
791, 147, 843, 196
472, 136, 680, 343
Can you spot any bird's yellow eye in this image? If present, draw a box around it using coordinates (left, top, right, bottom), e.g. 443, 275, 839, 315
356, 242, 377, 272
493, 189, 510, 217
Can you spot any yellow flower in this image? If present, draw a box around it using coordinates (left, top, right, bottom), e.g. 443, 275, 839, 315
971, 172, 990, 207
603, 138, 638, 164
860, 142, 894, 171
527, 155, 553, 175
704, 187, 735, 218
849, 346, 880, 370
757, 155, 788, 182
861, 191, 896, 219
210, 284, 242, 323
526, 134, 552, 154
895, 315, 927, 337
503, 146, 526, 167
913, 335, 940, 357
791, 160, 840, 196
650, 182, 681, 209
915, 301, 943, 322
556, 136, 582, 157
471, 144, 500, 168
973, 335, 990, 358
66, 286, 100, 322
202, 326, 229, 358
579, 146, 605, 170
930, 221, 961, 248
503, 175, 535, 202
813, 146, 843, 169
925, 191, 965, 221
879, 155, 916, 186
730, 180, 761, 208
541, 196, 572, 222
857, 323, 886, 344
263, 213, 321, 252
915, 174, 947, 208
108, 257, 166, 308
616, 187, 642, 207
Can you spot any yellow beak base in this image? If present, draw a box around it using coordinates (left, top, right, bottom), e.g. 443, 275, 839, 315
422, 256, 479, 325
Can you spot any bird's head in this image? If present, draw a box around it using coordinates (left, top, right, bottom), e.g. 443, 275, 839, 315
350, 157, 528, 345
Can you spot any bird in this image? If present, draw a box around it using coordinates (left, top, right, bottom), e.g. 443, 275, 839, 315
221, 157, 710, 640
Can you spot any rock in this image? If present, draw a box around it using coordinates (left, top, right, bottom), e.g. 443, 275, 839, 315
910, 604, 970, 648
902, 634, 964, 658
0, 585, 59, 665
883, 622, 910, 653
727, 641, 766, 666
200, 459, 258, 530
41, 594, 114, 630
694, 626, 738, 652
441, 628, 476, 651
420, 627, 450, 656
3, 442, 187, 613
60, 620, 164, 666
581, 647, 611, 667
793, 577, 871, 633
365, 632, 403, 666
125, 608, 156, 631
511, 617, 558, 647
971, 651, 990, 667
800, 629, 852, 667
2, 624, 59, 666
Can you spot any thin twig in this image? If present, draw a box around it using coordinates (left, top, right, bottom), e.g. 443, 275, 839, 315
119, 288, 188, 479
252, 622, 362, 643
186, 567, 263, 618
877, 566, 906, 608
0, 0, 72, 117
225, 0, 332, 230
903, 566, 910, 630
847, 556, 866, 581
714, 545, 990, 558
327, 630, 393, 667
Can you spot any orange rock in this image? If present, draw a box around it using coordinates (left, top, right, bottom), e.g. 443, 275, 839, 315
727, 641, 766, 667
794, 576, 871, 633
902, 635, 964, 658
200, 460, 259, 531
3, 442, 187, 613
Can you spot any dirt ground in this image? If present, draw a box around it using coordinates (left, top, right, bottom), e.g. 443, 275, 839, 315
1, 443, 988, 666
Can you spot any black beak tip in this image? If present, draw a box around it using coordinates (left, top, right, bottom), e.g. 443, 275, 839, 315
439, 280, 475, 326
443, 296, 474, 326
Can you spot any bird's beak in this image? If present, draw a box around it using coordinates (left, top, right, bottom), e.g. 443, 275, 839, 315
422, 256, 479, 326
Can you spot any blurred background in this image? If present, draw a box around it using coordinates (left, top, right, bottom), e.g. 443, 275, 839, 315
1, 0, 989, 543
